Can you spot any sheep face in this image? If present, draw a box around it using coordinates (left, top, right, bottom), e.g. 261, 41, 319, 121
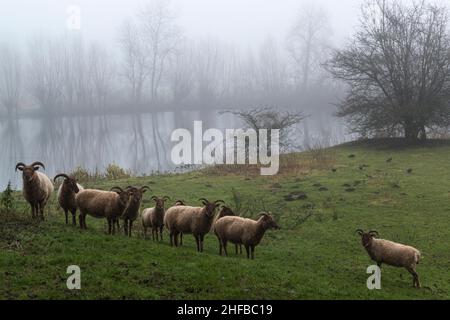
111, 187, 133, 207
16, 162, 45, 182
199, 198, 225, 218
152, 196, 170, 210
54, 174, 80, 193
260, 213, 280, 230
126, 186, 150, 206
356, 229, 379, 248
218, 206, 235, 219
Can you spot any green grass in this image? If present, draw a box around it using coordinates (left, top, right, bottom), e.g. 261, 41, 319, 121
1, 139, 450, 299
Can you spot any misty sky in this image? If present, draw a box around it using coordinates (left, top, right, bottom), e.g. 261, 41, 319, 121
1, 0, 364, 49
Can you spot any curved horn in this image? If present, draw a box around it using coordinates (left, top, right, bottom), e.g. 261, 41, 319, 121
31, 162, 45, 170
151, 196, 158, 201
355, 229, 364, 236
162, 195, 171, 201
175, 200, 185, 205
54, 173, 70, 182
369, 230, 379, 236
258, 212, 270, 218
140, 186, 151, 192
198, 198, 209, 204
15, 162, 26, 171
214, 200, 225, 204
110, 186, 124, 193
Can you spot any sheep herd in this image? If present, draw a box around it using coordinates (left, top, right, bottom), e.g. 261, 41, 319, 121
15, 161, 280, 260
15, 161, 422, 287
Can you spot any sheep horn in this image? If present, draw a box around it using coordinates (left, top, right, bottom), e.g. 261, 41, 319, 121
198, 198, 209, 204
31, 162, 45, 170
214, 200, 225, 205
111, 186, 124, 193
369, 230, 379, 236
15, 162, 26, 171
54, 173, 70, 182
355, 229, 364, 236
163, 196, 171, 201
258, 212, 270, 218
140, 186, 151, 192
151, 196, 158, 201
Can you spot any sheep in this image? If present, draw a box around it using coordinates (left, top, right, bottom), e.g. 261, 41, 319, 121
214, 212, 280, 259
212, 206, 243, 255
164, 198, 224, 252
54, 173, 83, 225
75, 186, 131, 234
119, 186, 150, 237
15, 162, 54, 220
141, 196, 170, 241
356, 229, 421, 288
173, 199, 186, 245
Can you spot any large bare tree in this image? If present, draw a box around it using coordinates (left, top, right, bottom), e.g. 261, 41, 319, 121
328, 0, 450, 140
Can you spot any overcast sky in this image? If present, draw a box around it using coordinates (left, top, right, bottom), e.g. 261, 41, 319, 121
0, 0, 365, 49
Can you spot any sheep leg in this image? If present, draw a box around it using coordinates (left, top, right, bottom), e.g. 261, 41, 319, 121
169, 231, 173, 246
30, 203, 36, 219
218, 238, 223, 256
195, 235, 200, 252
159, 226, 163, 241
38, 203, 45, 221
245, 245, 250, 259
128, 221, 133, 237
107, 218, 112, 235
71, 210, 77, 226
222, 240, 228, 257
180, 233, 183, 246
123, 219, 128, 236
64, 209, 68, 224
250, 245, 255, 260
407, 267, 421, 288
174, 232, 179, 247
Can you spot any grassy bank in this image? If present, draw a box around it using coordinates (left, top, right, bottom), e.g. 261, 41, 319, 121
1, 140, 450, 299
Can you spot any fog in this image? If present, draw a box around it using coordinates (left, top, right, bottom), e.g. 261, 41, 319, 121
0, 0, 370, 189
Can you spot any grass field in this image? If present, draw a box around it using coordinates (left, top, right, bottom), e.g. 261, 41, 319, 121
1, 139, 450, 300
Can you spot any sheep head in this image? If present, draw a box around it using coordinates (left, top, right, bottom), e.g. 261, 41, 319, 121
174, 200, 186, 206
217, 206, 235, 219
151, 195, 170, 209
54, 173, 80, 193
111, 186, 132, 207
126, 186, 150, 206
356, 229, 379, 248
199, 198, 224, 217
16, 162, 45, 182
258, 212, 280, 230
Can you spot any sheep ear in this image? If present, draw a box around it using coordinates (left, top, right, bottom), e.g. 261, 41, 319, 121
33, 166, 40, 171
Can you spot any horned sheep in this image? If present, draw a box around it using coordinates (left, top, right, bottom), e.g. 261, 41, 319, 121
54, 173, 83, 225
164, 198, 224, 252
141, 196, 170, 241
75, 186, 131, 234
15, 162, 53, 220
119, 186, 150, 237
356, 229, 421, 288
214, 212, 280, 259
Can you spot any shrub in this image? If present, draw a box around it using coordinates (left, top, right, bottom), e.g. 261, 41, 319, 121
1, 181, 16, 214
105, 163, 131, 180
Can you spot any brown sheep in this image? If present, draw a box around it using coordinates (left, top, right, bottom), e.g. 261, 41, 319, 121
141, 196, 170, 241
356, 229, 421, 288
119, 186, 150, 237
54, 173, 83, 225
214, 212, 280, 259
15, 162, 53, 220
164, 198, 224, 252
75, 186, 131, 234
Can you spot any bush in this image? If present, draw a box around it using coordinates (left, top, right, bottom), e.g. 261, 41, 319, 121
1, 181, 16, 214
105, 163, 131, 180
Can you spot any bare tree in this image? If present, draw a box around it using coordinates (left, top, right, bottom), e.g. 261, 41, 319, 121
328, 0, 450, 140
225, 107, 306, 152
287, 3, 331, 90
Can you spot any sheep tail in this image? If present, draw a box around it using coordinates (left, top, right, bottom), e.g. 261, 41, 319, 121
415, 250, 421, 264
